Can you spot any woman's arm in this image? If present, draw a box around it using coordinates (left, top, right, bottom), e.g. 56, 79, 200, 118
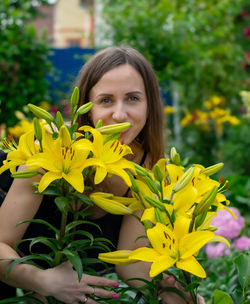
0, 170, 119, 303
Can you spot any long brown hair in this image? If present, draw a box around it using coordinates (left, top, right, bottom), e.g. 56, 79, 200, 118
76, 46, 165, 166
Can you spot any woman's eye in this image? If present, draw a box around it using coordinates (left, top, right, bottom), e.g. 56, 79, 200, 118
100, 98, 112, 104
128, 96, 139, 102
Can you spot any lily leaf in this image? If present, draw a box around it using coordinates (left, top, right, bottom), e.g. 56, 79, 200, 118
0, 296, 44, 304
212, 289, 234, 304
234, 253, 250, 290
55, 196, 70, 213
62, 249, 83, 282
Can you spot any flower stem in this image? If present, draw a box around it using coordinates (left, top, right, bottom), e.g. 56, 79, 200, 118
182, 270, 197, 304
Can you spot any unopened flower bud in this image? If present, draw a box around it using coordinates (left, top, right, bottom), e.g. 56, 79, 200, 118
56, 111, 64, 129
144, 195, 165, 211
153, 164, 163, 183
134, 163, 150, 177
12, 169, 41, 179
59, 125, 71, 148
200, 163, 224, 176
90, 193, 133, 215
95, 120, 103, 129
33, 118, 42, 143
99, 250, 136, 265
28, 104, 54, 123
155, 208, 166, 224
97, 122, 131, 135
170, 147, 181, 165
194, 185, 218, 216
76, 102, 93, 116
144, 176, 160, 195
172, 167, 194, 193
127, 171, 139, 193
71, 87, 79, 108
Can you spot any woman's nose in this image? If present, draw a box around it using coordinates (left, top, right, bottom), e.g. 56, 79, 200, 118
112, 103, 127, 122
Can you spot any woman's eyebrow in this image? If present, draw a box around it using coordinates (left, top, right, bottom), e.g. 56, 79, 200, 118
126, 91, 144, 95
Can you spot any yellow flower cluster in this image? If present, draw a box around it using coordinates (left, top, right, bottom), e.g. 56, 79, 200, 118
181, 96, 240, 135
0, 93, 135, 195
97, 148, 233, 279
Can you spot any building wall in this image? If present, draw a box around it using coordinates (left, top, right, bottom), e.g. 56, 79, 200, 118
33, 0, 95, 48
54, 0, 94, 48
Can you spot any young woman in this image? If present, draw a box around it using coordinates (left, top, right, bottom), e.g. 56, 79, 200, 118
0, 46, 202, 304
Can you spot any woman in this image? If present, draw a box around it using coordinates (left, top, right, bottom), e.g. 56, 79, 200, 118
0, 46, 200, 304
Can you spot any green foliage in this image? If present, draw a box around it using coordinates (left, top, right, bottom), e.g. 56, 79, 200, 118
219, 123, 250, 176
0, 0, 52, 127
199, 249, 250, 304
102, 0, 248, 108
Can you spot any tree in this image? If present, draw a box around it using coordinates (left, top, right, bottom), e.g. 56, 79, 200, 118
0, 0, 52, 127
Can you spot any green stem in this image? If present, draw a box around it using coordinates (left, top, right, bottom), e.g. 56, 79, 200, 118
182, 270, 197, 304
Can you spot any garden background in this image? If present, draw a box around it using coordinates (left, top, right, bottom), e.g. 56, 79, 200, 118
0, 0, 249, 303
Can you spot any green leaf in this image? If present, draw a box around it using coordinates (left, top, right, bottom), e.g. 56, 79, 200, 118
5, 254, 53, 277
0, 296, 44, 304
212, 289, 234, 304
234, 253, 250, 290
29, 237, 60, 254
62, 249, 83, 282
55, 196, 70, 213
17, 219, 60, 237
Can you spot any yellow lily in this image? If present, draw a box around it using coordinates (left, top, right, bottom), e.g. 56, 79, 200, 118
78, 126, 135, 186
0, 130, 39, 174
90, 192, 133, 215
26, 126, 97, 193
129, 217, 216, 278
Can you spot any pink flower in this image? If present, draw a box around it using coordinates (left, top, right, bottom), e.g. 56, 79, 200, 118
241, 11, 248, 19
50, 105, 58, 114
233, 236, 250, 251
244, 27, 250, 37
211, 207, 244, 239
206, 243, 230, 258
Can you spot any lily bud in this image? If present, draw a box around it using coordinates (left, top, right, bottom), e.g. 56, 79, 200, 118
144, 195, 165, 211
95, 120, 103, 129
28, 104, 54, 123
33, 118, 42, 143
99, 250, 137, 265
170, 147, 181, 165
90, 193, 133, 215
56, 111, 64, 129
71, 87, 79, 108
172, 167, 194, 193
59, 125, 72, 148
155, 208, 166, 225
12, 169, 41, 179
76, 102, 93, 116
200, 163, 224, 176
194, 185, 218, 216
127, 171, 139, 193
144, 176, 160, 195
97, 122, 131, 135
153, 164, 163, 183
134, 163, 150, 177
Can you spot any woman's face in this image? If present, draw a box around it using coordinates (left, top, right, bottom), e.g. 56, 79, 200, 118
89, 64, 148, 146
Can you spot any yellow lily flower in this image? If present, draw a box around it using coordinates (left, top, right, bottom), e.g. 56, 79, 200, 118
26, 126, 97, 193
90, 192, 133, 215
99, 250, 137, 265
0, 130, 39, 174
78, 126, 135, 186
129, 217, 216, 278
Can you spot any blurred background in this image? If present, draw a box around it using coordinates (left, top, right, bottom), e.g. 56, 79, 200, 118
0, 1, 249, 301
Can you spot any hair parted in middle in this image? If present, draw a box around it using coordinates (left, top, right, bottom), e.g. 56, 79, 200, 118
76, 46, 165, 166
